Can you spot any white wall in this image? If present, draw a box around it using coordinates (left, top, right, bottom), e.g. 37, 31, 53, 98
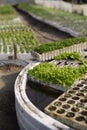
35, 0, 87, 16
1, 0, 87, 16
0, 0, 34, 5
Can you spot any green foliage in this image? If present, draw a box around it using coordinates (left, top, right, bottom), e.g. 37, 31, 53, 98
28, 62, 87, 88
0, 5, 16, 15
0, 5, 17, 21
0, 25, 39, 53
54, 52, 83, 61
33, 37, 87, 54
0, 5, 39, 54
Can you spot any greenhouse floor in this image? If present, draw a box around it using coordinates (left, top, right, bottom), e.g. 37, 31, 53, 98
0, 64, 25, 130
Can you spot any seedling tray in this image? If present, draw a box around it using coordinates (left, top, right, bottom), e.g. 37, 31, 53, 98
28, 75, 67, 92
45, 79, 87, 130
50, 60, 82, 67
31, 42, 87, 61
28, 59, 83, 93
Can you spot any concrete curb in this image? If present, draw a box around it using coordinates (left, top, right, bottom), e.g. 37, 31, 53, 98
0, 59, 28, 67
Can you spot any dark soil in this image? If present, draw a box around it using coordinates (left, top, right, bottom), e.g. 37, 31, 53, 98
0, 65, 23, 130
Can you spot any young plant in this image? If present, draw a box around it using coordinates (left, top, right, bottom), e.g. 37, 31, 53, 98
54, 52, 83, 61
33, 37, 87, 54
28, 62, 87, 88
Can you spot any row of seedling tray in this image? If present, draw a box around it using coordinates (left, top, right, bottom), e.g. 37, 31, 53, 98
31, 37, 87, 61
0, 5, 39, 54
0, 24, 39, 54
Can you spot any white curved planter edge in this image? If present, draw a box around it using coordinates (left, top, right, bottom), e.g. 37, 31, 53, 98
15, 61, 74, 130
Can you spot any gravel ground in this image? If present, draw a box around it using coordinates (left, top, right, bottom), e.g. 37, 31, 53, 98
0, 64, 25, 130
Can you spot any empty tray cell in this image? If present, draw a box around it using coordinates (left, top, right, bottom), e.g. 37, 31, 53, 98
72, 96, 80, 100
66, 112, 75, 118
80, 98, 87, 103
48, 105, 57, 111
67, 100, 75, 104
59, 97, 66, 101
62, 104, 70, 109
75, 116, 85, 122
73, 87, 80, 90
64, 61, 68, 65
78, 62, 83, 65
68, 90, 76, 94
57, 108, 65, 114
77, 83, 84, 87
71, 107, 80, 112
80, 110, 87, 116
76, 92, 84, 97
